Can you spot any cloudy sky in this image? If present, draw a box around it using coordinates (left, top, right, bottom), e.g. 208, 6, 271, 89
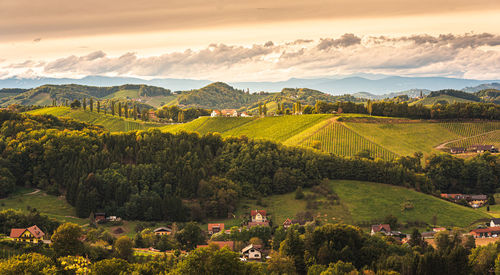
1, 0, 500, 81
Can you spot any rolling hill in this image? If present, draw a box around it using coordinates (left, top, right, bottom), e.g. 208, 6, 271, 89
26, 107, 163, 132
0, 84, 171, 108
211, 180, 491, 229
411, 89, 500, 105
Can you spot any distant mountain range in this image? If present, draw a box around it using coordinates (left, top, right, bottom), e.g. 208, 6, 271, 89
1, 75, 499, 95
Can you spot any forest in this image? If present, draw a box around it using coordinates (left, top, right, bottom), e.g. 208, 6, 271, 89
1, 110, 498, 222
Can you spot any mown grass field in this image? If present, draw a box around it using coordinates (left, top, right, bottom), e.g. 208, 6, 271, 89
0, 188, 87, 225
27, 107, 163, 132
209, 180, 490, 230
330, 180, 490, 228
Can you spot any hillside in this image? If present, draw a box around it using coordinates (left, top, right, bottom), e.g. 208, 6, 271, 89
213, 180, 490, 229
0, 84, 171, 108
171, 82, 269, 109
411, 89, 500, 105
26, 107, 163, 132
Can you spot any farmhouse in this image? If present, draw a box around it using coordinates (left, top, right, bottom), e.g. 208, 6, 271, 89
248, 210, 270, 227
241, 244, 262, 261
490, 219, 500, 227
468, 145, 499, 153
153, 227, 172, 236
449, 147, 466, 154
95, 213, 106, 222
240, 112, 251, 117
208, 223, 224, 235
470, 227, 500, 238
468, 195, 488, 208
9, 225, 45, 243
371, 224, 391, 235
211, 110, 221, 117
221, 109, 238, 117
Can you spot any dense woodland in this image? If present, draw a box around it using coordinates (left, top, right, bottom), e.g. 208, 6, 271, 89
0, 111, 498, 222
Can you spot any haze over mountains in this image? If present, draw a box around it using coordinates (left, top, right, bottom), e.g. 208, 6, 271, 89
1, 75, 499, 95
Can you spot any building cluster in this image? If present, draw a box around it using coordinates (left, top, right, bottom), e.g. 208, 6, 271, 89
94, 213, 122, 223
210, 109, 251, 117
440, 194, 488, 208
371, 224, 446, 242
470, 219, 500, 238
449, 145, 498, 154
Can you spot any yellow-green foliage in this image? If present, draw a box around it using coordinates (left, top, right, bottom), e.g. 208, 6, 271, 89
27, 107, 162, 132
299, 121, 398, 159
162, 114, 332, 142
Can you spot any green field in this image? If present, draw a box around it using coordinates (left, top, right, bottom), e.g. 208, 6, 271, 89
0, 189, 87, 225
330, 180, 490, 228
27, 107, 164, 132
211, 180, 490, 230
411, 95, 475, 106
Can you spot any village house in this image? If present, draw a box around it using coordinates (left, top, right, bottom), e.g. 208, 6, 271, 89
433, 227, 447, 232
240, 112, 251, 117
248, 210, 270, 227
153, 227, 172, 236
208, 223, 224, 235
9, 225, 45, 243
440, 194, 488, 208
371, 224, 391, 236
148, 110, 159, 122
211, 110, 221, 117
197, 241, 235, 251
490, 218, 500, 227
221, 109, 238, 117
241, 244, 262, 261
470, 226, 500, 238
95, 213, 106, 223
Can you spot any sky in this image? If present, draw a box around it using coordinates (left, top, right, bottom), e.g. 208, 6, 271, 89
1, 0, 500, 81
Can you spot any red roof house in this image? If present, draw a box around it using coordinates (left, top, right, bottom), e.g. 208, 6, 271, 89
9, 225, 45, 243
371, 224, 391, 235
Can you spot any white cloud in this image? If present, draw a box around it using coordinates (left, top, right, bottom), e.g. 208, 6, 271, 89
4, 33, 500, 81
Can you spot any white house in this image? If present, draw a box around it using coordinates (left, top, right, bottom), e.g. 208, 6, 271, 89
211, 110, 221, 117
251, 210, 267, 222
490, 219, 500, 227
241, 244, 262, 261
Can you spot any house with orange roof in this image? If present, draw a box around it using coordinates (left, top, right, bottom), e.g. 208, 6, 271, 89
9, 225, 45, 243
208, 223, 225, 235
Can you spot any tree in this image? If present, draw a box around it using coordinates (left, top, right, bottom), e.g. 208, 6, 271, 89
118, 102, 122, 117
295, 186, 304, 200
89, 98, 94, 112
175, 222, 205, 250
83, 98, 86, 110
114, 236, 134, 261
97, 101, 100, 113
0, 253, 56, 274
92, 258, 130, 275
124, 103, 128, 118
408, 228, 425, 248
280, 229, 305, 274
51, 223, 84, 257
263, 103, 268, 116
111, 101, 115, 116
267, 251, 297, 275
383, 214, 398, 230
174, 246, 248, 275
367, 100, 373, 116
0, 168, 16, 198
70, 100, 81, 109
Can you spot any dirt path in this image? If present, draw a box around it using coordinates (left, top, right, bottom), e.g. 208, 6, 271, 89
434, 130, 499, 150
25, 189, 41, 195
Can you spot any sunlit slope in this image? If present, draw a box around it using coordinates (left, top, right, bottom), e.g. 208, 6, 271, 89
161, 114, 333, 142
27, 107, 163, 132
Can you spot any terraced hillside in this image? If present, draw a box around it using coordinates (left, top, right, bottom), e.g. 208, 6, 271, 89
27, 107, 163, 132
446, 130, 500, 149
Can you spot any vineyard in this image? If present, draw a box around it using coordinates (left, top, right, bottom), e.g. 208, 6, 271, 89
439, 121, 500, 137
446, 130, 500, 149
300, 121, 399, 160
